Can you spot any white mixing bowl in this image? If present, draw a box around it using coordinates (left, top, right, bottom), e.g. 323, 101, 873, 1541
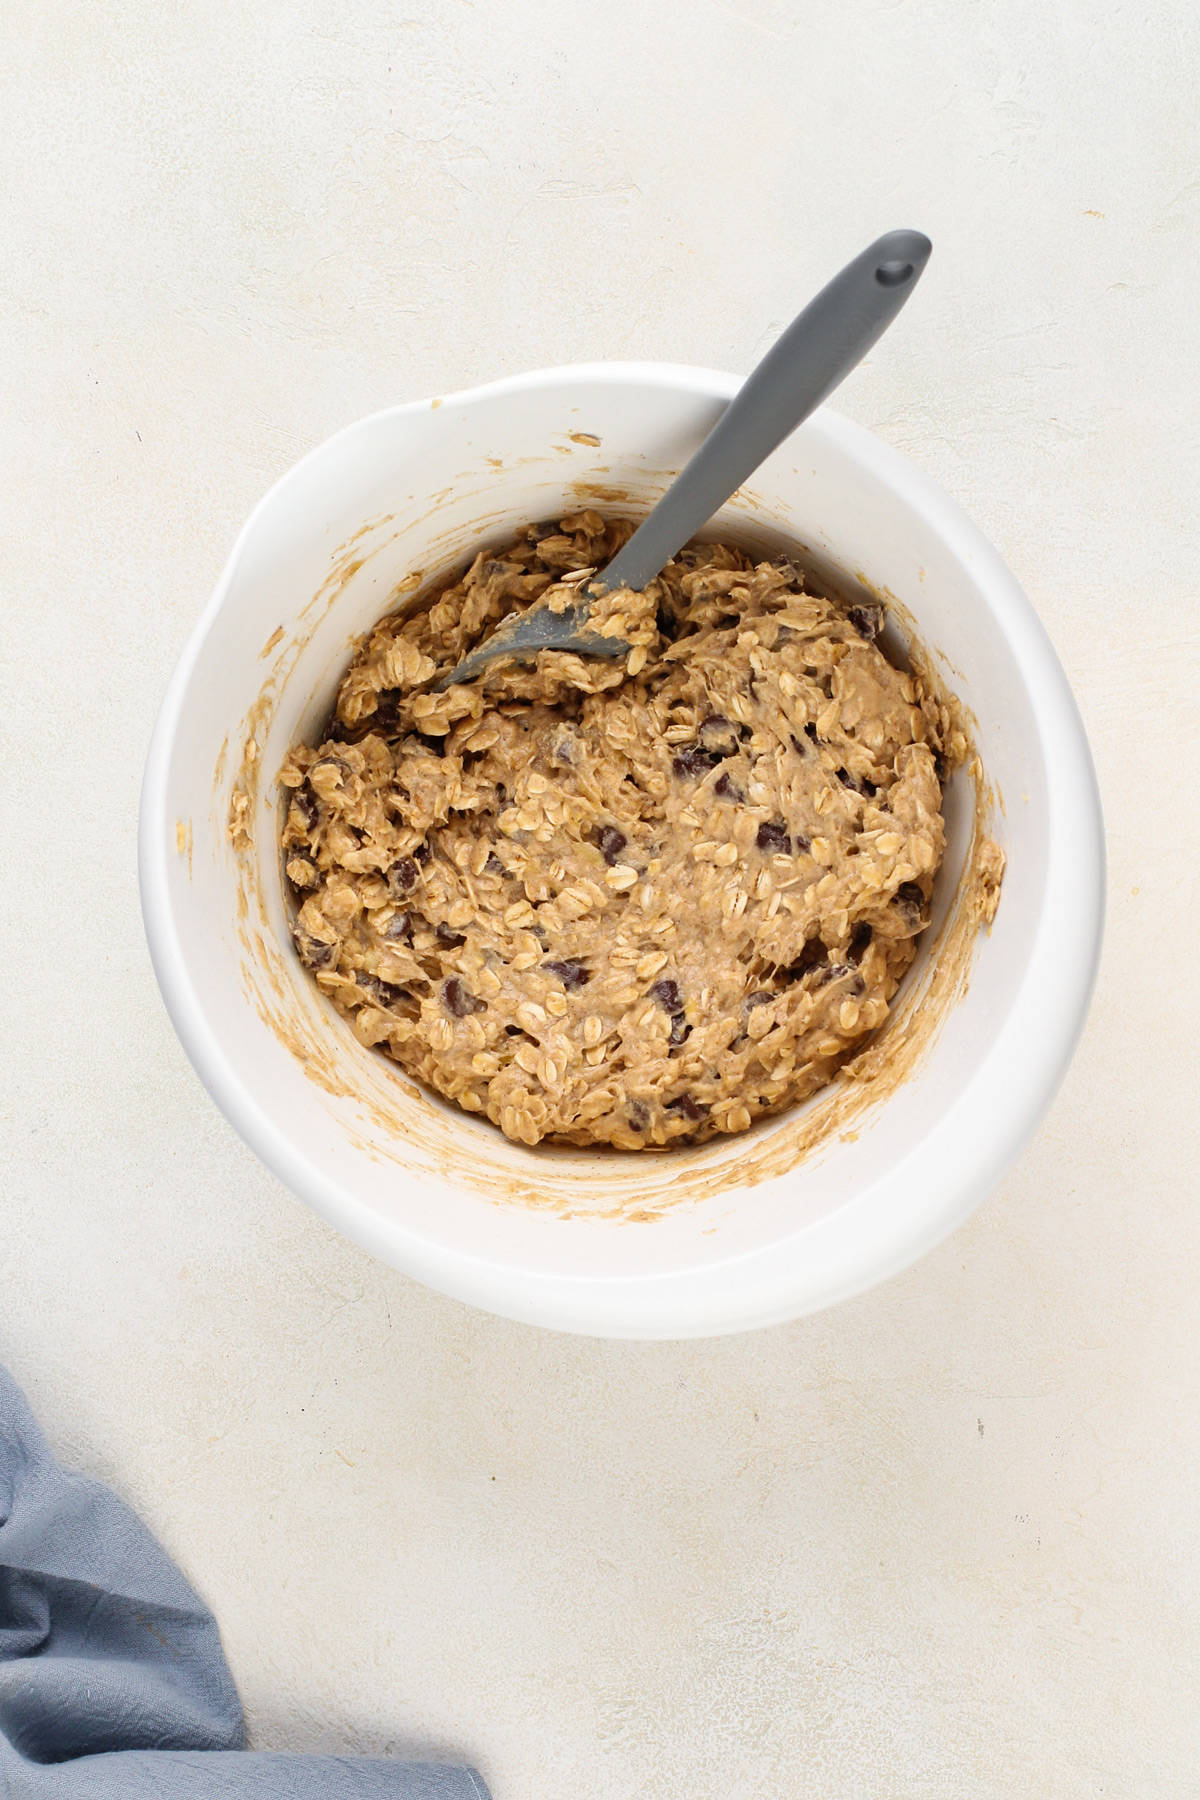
139, 364, 1104, 1338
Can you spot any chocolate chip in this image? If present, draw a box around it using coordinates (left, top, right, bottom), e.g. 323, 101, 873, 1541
668, 1014, 692, 1048
665, 1094, 709, 1123
544, 958, 591, 990
794, 833, 812, 854
698, 714, 739, 755
893, 881, 928, 928
296, 933, 334, 970
442, 977, 481, 1017
593, 824, 627, 865
836, 767, 878, 797
803, 721, 819, 743
413, 841, 431, 864
649, 978, 682, 1013
370, 692, 403, 734
384, 911, 411, 941
656, 600, 678, 640
355, 971, 409, 1008
848, 922, 873, 963
315, 753, 351, 778
714, 772, 745, 803
435, 923, 465, 948
817, 963, 866, 996
778, 938, 828, 985
671, 744, 723, 778
627, 1100, 651, 1131
387, 856, 418, 895
755, 821, 791, 855
848, 602, 885, 640
292, 785, 318, 829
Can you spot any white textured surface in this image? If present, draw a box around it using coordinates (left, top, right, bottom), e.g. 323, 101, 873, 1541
2, 2, 1198, 1794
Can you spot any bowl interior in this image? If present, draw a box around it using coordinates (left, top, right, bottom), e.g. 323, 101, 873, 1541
144, 368, 1078, 1333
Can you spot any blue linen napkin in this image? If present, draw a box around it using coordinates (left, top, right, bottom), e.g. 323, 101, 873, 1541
0, 1365, 490, 1798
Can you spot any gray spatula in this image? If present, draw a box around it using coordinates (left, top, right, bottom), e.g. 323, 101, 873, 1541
436, 229, 931, 689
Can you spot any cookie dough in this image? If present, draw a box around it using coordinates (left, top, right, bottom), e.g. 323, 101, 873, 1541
279, 512, 973, 1149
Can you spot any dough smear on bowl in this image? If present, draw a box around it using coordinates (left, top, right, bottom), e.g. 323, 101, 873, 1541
279, 511, 998, 1149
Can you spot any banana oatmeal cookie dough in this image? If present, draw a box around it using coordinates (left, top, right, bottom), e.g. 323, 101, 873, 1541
279, 511, 992, 1149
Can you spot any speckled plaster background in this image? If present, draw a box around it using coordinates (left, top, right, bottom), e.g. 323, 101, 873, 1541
2, 1, 1198, 1794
